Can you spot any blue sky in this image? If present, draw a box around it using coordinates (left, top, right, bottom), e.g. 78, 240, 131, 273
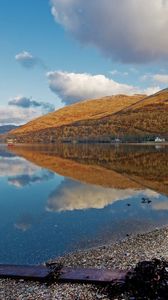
0, 0, 168, 125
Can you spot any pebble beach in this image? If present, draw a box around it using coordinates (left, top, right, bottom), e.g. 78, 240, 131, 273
1, 226, 168, 300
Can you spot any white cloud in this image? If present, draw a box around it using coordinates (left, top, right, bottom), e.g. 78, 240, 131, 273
15, 51, 47, 69
50, 0, 168, 63
0, 103, 52, 125
110, 70, 129, 76
8, 95, 55, 112
46, 179, 158, 212
140, 74, 151, 82
152, 74, 168, 84
47, 71, 159, 104
15, 51, 33, 61
15, 51, 37, 68
141, 73, 168, 85
110, 70, 119, 76
143, 86, 161, 96
0, 94, 55, 125
0, 105, 42, 125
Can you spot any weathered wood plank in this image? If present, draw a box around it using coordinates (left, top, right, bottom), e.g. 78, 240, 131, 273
59, 267, 127, 284
0, 265, 128, 284
0, 265, 50, 281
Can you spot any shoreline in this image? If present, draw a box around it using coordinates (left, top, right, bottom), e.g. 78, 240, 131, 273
54, 225, 168, 270
1, 141, 168, 146
1, 226, 168, 299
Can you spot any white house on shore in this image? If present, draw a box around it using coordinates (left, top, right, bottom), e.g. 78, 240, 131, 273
155, 137, 166, 143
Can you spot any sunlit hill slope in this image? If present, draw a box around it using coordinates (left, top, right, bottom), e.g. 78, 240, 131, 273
8, 89, 168, 143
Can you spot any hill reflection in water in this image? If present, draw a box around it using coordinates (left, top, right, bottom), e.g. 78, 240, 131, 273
10, 143, 168, 196
0, 143, 167, 264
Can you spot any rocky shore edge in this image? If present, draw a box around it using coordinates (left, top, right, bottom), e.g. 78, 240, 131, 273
1, 226, 168, 299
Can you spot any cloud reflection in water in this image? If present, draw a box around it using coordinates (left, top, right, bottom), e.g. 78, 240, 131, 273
0, 157, 39, 177
8, 171, 54, 188
0, 154, 54, 188
47, 179, 159, 212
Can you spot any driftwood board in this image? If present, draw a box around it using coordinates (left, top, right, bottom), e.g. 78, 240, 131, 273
59, 267, 127, 284
0, 265, 127, 284
0, 265, 50, 281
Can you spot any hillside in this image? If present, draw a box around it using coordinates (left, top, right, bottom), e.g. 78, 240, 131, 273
9, 94, 144, 135
0, 125, 19, 134
8, 89, 168, 143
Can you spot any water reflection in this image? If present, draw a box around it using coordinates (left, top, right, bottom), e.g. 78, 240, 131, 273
152, 201, 168, 211
8, 171, 54, 188
0, 148, 54, 187
10, 143, 168, 195
14, 213, 33, 231
0, 143, 168, 264
0, 156, 39, 178
47, 178, 159, 212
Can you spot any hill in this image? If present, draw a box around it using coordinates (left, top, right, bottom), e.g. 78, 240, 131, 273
8, 89, 168, 143
10, 94, 143, 134
0, 125, 19, 134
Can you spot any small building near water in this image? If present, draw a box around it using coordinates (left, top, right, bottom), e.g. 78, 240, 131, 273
6, 138, 16, 146
155, 137, 166, 143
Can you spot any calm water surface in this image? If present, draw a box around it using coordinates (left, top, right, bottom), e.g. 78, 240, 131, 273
0, 144, 168, 264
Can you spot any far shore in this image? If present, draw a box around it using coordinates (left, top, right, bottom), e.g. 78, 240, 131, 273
1, 141, 168, 147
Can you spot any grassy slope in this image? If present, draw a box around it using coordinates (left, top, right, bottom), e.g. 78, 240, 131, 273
66, 89, 168, 137
112, 88, 168, 135
10, 94, 144, 135
9, 89, 168, 141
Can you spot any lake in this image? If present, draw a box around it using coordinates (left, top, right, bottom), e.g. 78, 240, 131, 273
0, 143, 168, 265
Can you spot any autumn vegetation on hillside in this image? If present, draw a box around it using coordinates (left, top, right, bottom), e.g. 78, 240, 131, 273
8, 89, 168, 143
